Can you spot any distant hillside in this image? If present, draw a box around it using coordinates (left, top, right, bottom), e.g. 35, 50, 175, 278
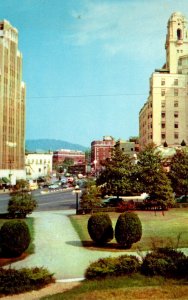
26, 139, 88, 152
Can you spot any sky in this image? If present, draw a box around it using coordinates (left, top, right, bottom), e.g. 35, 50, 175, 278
1, 0, 188, 147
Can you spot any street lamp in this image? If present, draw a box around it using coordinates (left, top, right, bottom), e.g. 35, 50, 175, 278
73, 185, 81, 214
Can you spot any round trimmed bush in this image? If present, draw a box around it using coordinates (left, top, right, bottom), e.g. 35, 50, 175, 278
87, 212, 113, 245
0, 220, 31, 257
115, 212, 142, 248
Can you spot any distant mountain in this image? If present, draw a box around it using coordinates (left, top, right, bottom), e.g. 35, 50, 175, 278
26, 139, 88, 152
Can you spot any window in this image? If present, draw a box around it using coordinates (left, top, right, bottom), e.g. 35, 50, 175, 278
177, 28, 182, 40
161, 101, 165, 108
174, 101, 178, 107
161, 133, 166, 139
174, 133, 179, 139
174, 112, 179, 118
161, 79, 165, 86
161, 89, 165, 96
174, 123, 179, 128
174, 89, 178, 96
174, 79, 178, 86
161, 123, 166, 128
161, 112, 165, 118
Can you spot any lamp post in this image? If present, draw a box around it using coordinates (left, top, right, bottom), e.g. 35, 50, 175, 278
73, 185, 81, 214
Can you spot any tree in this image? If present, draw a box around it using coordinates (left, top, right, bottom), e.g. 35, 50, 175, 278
169, 149, 188, 197
115, 212, 142, 248
96, 148, 133, 197
80, 180, 101, 213
135, 144, 174, 206
87, 213, 113, 245
8, 193, 37, 218
0, 220, 31, 257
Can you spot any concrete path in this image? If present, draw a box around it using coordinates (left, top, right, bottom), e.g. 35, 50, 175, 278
9, 210, 131, 280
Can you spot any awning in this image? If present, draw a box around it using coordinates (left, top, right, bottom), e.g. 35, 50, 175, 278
2, 177, 10, 183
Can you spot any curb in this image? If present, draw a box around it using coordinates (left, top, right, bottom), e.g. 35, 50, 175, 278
56, 278, 85, 283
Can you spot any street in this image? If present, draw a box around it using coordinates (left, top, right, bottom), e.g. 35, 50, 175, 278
0, 189, 77, 213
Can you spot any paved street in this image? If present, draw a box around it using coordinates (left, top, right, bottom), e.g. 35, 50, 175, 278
8, 210, 131, 280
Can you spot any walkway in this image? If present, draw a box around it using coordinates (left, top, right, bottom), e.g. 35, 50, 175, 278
9, 210, 130, 280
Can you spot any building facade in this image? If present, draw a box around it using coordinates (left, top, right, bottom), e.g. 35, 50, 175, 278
53, 149, 85, 166
139, 12, 188, 148
0, 20, 26, 183
91, 136, 115, 173
25, 153, 53, 180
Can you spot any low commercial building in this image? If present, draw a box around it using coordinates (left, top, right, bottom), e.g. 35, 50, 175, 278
53, 149, 85, 166
25, 153, 53, 180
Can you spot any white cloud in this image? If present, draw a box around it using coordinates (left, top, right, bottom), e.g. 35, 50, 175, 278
68, 0, 188, 61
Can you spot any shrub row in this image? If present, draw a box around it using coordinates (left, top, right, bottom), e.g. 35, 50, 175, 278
85, 255, 140, 279
85, 247, 188, 280
0, 267, 54, 295
0, 220, 31, 257
87, 212, 142, 249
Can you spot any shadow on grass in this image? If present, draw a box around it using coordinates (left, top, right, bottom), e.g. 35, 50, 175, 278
66, 240, 130, 252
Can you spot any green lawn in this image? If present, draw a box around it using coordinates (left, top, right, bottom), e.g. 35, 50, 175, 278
70, 208, 188, 251
42, 275, 188, 300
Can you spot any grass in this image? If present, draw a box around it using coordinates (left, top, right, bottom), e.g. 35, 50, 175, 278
70, 208, 188, 251
41, 274, 188, 300
0, 217, 35, 266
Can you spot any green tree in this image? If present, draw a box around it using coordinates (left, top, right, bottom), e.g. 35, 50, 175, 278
169, 149, 188, 197
135, 145, 174, 206
96, 148, 133, 197
80, 180, 101, 213
8, 193, 37, 218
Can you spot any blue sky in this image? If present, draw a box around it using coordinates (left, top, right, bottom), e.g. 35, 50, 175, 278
1, 0, 188, 147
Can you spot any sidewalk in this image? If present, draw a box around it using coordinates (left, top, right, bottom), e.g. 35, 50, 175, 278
9, 210, 131, 280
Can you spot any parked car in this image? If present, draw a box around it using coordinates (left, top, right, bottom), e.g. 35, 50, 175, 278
102, 197, 124, 207
176, 195, 188, 203
48, 184, 59, 190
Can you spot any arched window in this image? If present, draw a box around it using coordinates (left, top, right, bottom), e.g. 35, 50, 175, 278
177, 29, 182, 40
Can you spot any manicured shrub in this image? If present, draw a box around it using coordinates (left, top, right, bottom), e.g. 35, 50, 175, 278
85, 255, 140, 279
0, 267, 54, 295
115, 212, 142, 248
0, 220, 31, 257
141, 247, 188, 278
87, 213, 113, 245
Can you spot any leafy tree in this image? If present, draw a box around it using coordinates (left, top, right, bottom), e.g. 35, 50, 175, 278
62, 158, 74, 169
8, 193, 37, 218
96, 148, 133, 197
115, 212, 142, 248
135, 144, 174, 206
169, 149, 188, 197
80, 180, 101, 213
87, 213, 113, 245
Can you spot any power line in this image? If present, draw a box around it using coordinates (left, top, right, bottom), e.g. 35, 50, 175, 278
27, 93, 148, 99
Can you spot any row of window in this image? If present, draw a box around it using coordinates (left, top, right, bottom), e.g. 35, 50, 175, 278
161, 133, 179, 139
161, 101, 179, 108
161, 88, 179, 96
161, 112, 179, 118
161, 78, 179, 86
26, 159, 51, 165
161, 123, 179, 128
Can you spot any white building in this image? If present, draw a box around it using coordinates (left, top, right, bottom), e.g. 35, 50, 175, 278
139, 12, 188, 148
25, 153, 53, 180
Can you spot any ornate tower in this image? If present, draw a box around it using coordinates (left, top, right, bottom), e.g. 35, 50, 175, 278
165, 12, 188, 73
